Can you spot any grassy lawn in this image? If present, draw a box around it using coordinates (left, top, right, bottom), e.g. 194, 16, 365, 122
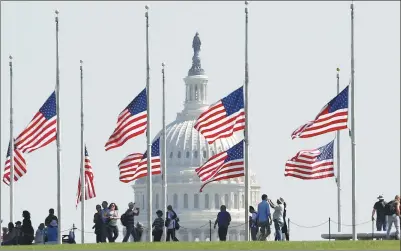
0, 241, 400, 250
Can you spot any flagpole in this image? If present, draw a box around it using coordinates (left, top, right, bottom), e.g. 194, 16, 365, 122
9, 55, 15, 223
145, 5, 153, 242
161, 62, 167, 241
80, 60, 86, 244
350, 2, 357, 241
244, 1, 250, 241
55, 9, 62, 244
336, 68, 342, 233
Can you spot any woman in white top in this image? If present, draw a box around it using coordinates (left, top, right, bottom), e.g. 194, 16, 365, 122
107, 203, 120, 242
268, 198, 284, 241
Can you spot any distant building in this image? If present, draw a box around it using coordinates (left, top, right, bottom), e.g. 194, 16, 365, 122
131, 33, 260, 242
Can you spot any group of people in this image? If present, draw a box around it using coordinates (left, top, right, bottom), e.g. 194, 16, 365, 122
212, 194, 289, 241
93, 200, 181, 243
371, 194, 400, 240
1, 208, 67, 245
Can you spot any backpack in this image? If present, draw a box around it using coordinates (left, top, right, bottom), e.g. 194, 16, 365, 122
120, 213, 127, 226
385, 200, 397, 215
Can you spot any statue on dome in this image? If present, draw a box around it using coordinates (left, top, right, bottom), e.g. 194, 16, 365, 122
192, 32, 201, 55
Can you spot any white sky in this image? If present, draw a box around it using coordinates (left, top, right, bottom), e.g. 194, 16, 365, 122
1, 1, 400, 242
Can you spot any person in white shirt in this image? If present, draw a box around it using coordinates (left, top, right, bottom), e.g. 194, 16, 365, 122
107, 203, 120, 242
268, 198, 284, 241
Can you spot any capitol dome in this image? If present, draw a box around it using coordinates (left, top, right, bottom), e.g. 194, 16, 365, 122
130, 33, 260, 242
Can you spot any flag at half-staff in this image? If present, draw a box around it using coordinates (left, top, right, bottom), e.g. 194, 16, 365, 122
117, 137, 161, 183
196, 140, 244, 192
105, 88, 147, 151
15, 91, 57, 153
291, 86, 349, 139
194, 86, 245, 144
3, 140, 27, 185
284, 140, 335, 180
76, 146, 96, 207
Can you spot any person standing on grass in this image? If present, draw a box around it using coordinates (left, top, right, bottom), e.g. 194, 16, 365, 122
256, 194, 272, 241
107, 203, 120, 242
93, 205, 103, 243
281, 199, 289, 241
122, 202, 140, 242
100, 201, 110, 242
152, 210, 164, 242
214, 205, 231, 241
386, 195, 400, 240
372, 195, 387, 231
249, 206, 258, 241
165, 205, 179, 242
268, 198, 284, 241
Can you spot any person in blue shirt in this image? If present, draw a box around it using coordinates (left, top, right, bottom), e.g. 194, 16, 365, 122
256, 194, 272, 241
214, 205, 231, 241
100, 201, 110, 242
249, 206, 258, 241
46, 220, 58, 243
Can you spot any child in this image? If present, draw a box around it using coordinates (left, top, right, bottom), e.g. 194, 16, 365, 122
152, 210, 164, 242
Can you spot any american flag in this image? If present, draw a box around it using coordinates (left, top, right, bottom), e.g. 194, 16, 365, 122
118, 137, 161, 183
291, 86, 349, 139
284, 140, 335, 180
105, 88, 147, 151
118, 153, 143, 183
15, 92, 57, 153
3, 140, 27, 185
195, 140, 244, 192
194, 86, 245, 144
76, 146, 96, 207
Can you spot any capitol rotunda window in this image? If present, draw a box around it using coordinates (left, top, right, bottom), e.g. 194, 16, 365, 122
194, 151, 198, 158
203, 150, 206, 158
234, 194, 239, 209
184, 193, 189, 209
214, 194, 220, 209
169, 152, 173, 158
186, 151, 190, 158
204, 194, 209, 209
173, 193, 178, 209
194, 194, 199, 208
178, 151, 181, 158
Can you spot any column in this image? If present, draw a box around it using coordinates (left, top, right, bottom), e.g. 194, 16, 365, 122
201, 231, 204, 241
237, 230, 241, 241
188, 230, 193, 242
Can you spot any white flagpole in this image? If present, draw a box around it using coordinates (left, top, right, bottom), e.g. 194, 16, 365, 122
55, 10, 63, 244
161, 62, 167, 241
244, 1, 250, 241
350, 2, 357, 241
145, 5, 153, 242
9, 55, 15, 223
80, 60, 86, 243
336, 68, 342, 232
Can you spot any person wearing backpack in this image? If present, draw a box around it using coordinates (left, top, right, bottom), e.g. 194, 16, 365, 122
372, 195, 387, 231
386, 195, 400, 240
122, 202, 140, 242
165, 205, 179, 242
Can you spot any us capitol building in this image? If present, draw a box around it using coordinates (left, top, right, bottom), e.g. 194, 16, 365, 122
131, 33, 260, 242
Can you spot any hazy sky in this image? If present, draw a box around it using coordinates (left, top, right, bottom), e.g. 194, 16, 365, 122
1, 1, 400, 242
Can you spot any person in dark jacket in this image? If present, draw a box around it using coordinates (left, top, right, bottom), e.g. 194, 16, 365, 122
214, 205, 231, 241
44, 208, 58, 227
249, 206, 258, 241
93, 205, 103, 243
152, 210, 164, 242
281, 199, 289, 241
21, 210, 34, 245
122, 202, 139, 242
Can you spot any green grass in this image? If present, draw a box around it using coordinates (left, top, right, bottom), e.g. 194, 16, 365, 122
0, 241, 400, 250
